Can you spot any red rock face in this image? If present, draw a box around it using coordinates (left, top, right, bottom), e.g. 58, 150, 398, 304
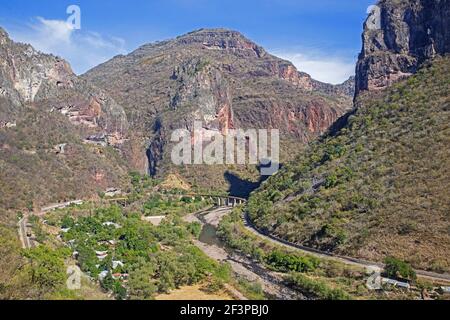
217, 102, 235, 135
263, 100, 341, 142
263, 61, 314, 91
279, 65, 313, 90
302, 102, 340, 134
83, 28, 353, 177
0, 27, 128, 142
88, 97, 102, 118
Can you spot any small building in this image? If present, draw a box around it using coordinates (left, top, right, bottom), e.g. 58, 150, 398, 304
112, 260, 124, 269
99, 239, 117, 247
112, 273, 129, 280
439, 286, 450, 294
102, 222, 121, 229
98, 270, 109, 281
95, 250, 108, 260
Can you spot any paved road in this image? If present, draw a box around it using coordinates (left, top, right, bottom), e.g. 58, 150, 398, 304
40, 200, 83, 214
18, 215, 34, 249
17, 200, 84, 249
26, 196, 450, 285
242, 211, 450, 284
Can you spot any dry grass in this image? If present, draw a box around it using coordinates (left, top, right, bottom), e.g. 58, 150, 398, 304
155, 283, 233, 300
248, 57, 450, 273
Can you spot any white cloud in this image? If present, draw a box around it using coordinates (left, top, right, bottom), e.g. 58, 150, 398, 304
9, 17, 127, 75
34, 17, 73, 45
272, 50, 356, 85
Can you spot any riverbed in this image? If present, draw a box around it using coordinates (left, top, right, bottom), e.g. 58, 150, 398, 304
185, 207, 304, 300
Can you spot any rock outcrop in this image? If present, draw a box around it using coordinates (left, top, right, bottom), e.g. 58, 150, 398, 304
0, 27, 131, 209
170, 57, 235, 134
176, 29, 267, 58
247, 0, 450, 271
83, 28, 353, 181
355, 0, 450, 96
0, 27, 128, 141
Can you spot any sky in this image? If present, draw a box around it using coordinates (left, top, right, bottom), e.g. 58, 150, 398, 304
0, 0, 376, 84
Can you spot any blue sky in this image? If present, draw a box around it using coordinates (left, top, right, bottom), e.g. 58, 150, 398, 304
0, 0, 376, 84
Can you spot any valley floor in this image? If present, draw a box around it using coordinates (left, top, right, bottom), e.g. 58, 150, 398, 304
155, 284, 233, 300
184, 208, 303, 300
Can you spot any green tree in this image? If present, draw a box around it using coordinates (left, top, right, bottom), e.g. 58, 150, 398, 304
101, 272, 114, 291
77, 245, 99, 276
128, 262, 158, 300
384, 257, 417, 281
187, 222, 202, 238
23, 246, 68, 297
61, 215, 75, 229
113, 281, 127, 300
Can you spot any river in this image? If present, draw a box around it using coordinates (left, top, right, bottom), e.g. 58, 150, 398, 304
185, 207, 304, 300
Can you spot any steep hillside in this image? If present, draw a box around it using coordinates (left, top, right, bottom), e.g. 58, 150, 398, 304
0, 27, 130, 210
248, 0, 450, 273
83, 29, 353, 192
248, 56, 450, 273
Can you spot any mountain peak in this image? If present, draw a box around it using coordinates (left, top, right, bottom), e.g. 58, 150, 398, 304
173, 28, 267, 58
179, 28, 247, 38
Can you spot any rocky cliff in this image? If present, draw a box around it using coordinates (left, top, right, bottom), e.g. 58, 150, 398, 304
83, 29, 354, 187
355, 0, 450, 96
0, 27, 130, 209
0, 27, 128, 141
247, 0, 450, 272
248, 56, 450, 272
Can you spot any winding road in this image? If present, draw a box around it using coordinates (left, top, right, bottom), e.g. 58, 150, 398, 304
185, 198, 450, 285
18, 200, 84, 249
242, 211, 450, 284
18, 215, 34, 249
23, 195, 450, 286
